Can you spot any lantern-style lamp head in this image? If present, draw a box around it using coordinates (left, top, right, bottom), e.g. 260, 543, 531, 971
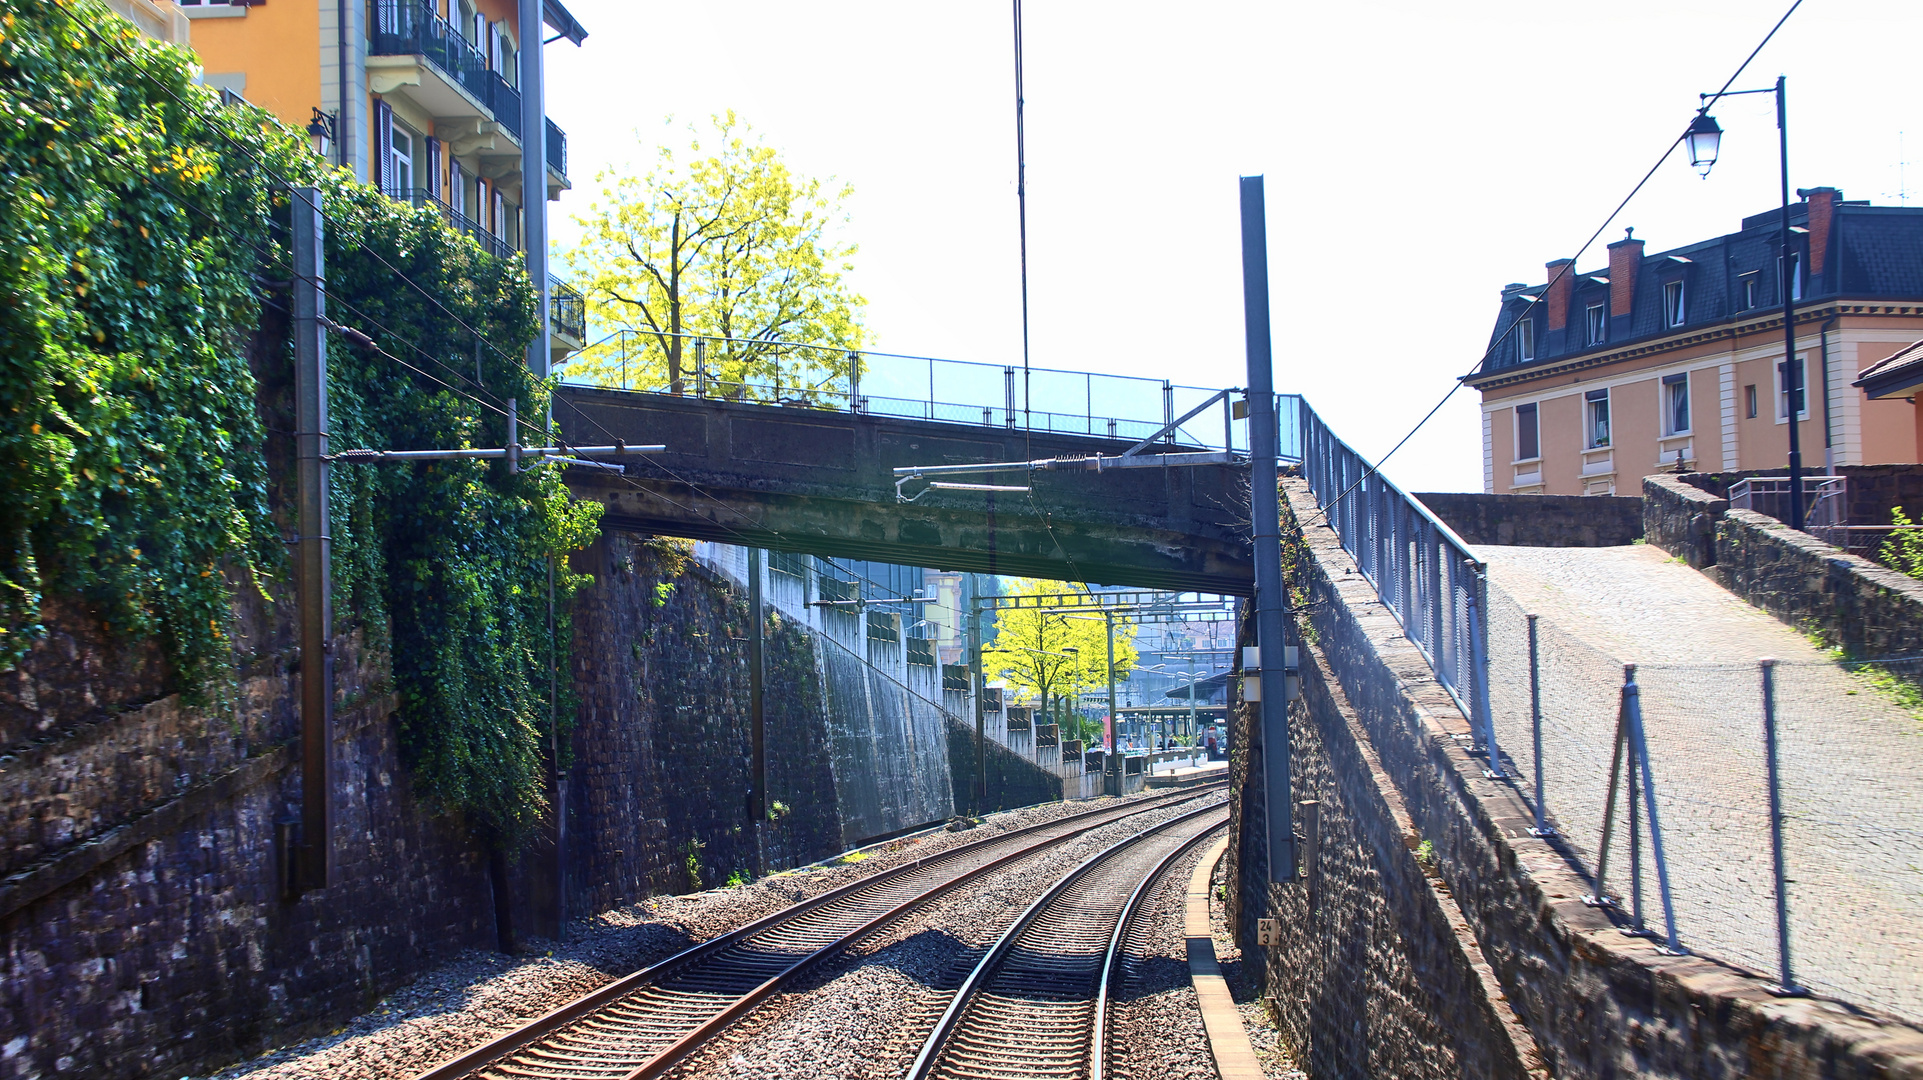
1686, 111, 1723, 177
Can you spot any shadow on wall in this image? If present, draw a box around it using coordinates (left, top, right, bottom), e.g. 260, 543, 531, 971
1415, 492, 1644, 547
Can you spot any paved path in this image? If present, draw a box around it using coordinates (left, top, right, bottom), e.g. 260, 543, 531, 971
1474, 544, 1923, 1023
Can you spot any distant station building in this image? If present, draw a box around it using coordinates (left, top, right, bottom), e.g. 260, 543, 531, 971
1469, 190, 1923, 495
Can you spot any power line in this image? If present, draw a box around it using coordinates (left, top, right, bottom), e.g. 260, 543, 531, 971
1308, 0, 1805, 524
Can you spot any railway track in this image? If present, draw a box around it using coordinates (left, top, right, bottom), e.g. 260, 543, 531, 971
906, 802, 1229, 1080
415, 785, 1225, 1080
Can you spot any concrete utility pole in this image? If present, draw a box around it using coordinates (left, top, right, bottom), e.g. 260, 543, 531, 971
1240, 175, 1296, 883
292, 187, 334, 894
969, 597, 987, 814
518, 0, 549, 380
1104, 609, 1118, 794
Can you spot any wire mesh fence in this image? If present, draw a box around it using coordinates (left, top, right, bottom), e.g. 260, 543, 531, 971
1483, 582, 1923, 1021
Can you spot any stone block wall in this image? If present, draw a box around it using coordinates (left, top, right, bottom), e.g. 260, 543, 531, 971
1714, 508, 1923, 661
1415, 492, 1644, 548
1226, 522, 1541, 1080
1642, 474, 1729, 568
943, 714, 1062, 814
0, 608, 497, 1080
1247, 478, 1923, 1080
1680, 464, 1923, 527
567, 534, 845, 907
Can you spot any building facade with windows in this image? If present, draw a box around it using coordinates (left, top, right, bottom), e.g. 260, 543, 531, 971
168, 0, 588, 360
1469, 189, 1923, 495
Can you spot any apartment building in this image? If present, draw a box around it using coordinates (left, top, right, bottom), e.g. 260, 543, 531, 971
1469, 189, 1923, 495
166, 0, 588, 360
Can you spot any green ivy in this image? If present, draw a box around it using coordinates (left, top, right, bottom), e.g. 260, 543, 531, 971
0, 0, 601, 843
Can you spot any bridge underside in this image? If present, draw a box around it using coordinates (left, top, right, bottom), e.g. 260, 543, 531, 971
554, 386, 1255, 595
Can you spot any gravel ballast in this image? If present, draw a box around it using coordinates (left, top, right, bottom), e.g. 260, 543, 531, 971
191, 788, 1222, 1080
657, 798, 1231, 1080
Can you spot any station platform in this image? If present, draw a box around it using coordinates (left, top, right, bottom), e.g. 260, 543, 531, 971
1143, 759, 1229, 788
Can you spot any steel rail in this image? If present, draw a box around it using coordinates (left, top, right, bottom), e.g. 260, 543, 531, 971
1089, 819, 1228, 1080
413, 784, 1225, 1080
905, 804, 1230, 1080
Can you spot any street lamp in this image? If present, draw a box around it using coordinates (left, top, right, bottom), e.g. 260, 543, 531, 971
1693, 76, 1807, 529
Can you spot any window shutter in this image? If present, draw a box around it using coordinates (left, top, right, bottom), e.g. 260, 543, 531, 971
372, 99, 393, 191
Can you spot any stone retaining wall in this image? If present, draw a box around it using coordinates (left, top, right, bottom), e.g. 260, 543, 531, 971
1415, 492, 1644, 548
1256, 477, 1923, 1079
1642, 474, 1729, 569
1645, 474, 1923, 659
1714, 508, 1923, 661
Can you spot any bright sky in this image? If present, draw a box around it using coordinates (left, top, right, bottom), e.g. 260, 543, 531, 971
545, 1, 1921, 493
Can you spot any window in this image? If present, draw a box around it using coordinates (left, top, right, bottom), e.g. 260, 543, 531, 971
1745, 384, 1758, 419
1517, 318, 1535, 364
1778, 253, 1803, 302
387, 116, 414, 193
449, 159, 466, 217
1663, 280, 1686, 327
1742, 275, 1759, 309
1777, 357, 1808, 419
1663, 373, 1690, 435
1585, 388, 1610, 448
1515, 403, 1540, 461
1585, 303, 1607, 346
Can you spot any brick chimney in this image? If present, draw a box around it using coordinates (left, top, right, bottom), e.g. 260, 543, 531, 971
1798, 186, 1839, 278
1607, 229, 1644, 317
1544, 258, 1574, 332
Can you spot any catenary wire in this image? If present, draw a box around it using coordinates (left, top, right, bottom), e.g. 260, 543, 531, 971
1304, 0, 1805, 529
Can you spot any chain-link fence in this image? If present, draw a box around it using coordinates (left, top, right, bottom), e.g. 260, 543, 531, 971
1484, 583, 1923, 1022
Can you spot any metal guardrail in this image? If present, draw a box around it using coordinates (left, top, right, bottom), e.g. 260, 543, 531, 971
368, 0, 569, 157
561, 329, 1306, 459
1298, 398, 1498, 760
545, 117, 567, 178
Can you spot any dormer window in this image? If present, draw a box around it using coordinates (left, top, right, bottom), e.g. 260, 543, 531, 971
1663, 280, 1686, 327
1518, 317, 1535, 363
1585, 303, 1607, 346
1742, 273, 1760, 309
1779, 253, 1803, 302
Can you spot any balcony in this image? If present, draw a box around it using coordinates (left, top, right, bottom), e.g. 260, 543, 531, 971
385, 187, 514, 260
368, 0, 570, 189
549, 278, 585, 346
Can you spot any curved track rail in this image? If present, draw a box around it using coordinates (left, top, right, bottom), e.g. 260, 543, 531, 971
416, 785, 1224, 1080
906, 805, 1228, 1080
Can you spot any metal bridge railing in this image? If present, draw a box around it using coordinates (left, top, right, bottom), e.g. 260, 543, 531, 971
560, 329, 1306, 460
1297, 399, 1497, 762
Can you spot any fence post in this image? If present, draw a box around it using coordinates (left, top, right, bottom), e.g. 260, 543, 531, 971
1469, 574, 1502, 778
1004, 366, 1017, 429
1527, 614, 1554, 837
1623, 667, 1686, 954
846, 348, 858, 412
1760, 658, 1805, 995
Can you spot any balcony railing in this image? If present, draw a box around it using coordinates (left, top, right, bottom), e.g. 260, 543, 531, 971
549, 278, 585, 342
545, 118, 567, 179
384, 186, 515, 260
367, 0, 569, 176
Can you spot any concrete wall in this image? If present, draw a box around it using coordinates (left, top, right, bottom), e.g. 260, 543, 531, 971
943, 716, 1062, 814
1415, 491, 1644, 548
1253, 477, 1923, 1079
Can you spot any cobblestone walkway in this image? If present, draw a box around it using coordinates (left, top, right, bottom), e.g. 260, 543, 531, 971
1474, 543, 1923, 1024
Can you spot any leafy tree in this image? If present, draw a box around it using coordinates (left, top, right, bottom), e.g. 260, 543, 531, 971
563, 112, 865, 402
983, 579, 1138, 732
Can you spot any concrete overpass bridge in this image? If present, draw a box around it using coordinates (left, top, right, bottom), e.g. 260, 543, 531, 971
552, 383, 1296, 595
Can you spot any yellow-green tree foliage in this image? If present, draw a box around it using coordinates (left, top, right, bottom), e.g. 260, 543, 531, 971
983, 579, 1138, 718
563, 112, 865, 401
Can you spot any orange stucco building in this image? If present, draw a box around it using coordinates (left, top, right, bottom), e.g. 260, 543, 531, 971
1469, 190, 1923, 495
